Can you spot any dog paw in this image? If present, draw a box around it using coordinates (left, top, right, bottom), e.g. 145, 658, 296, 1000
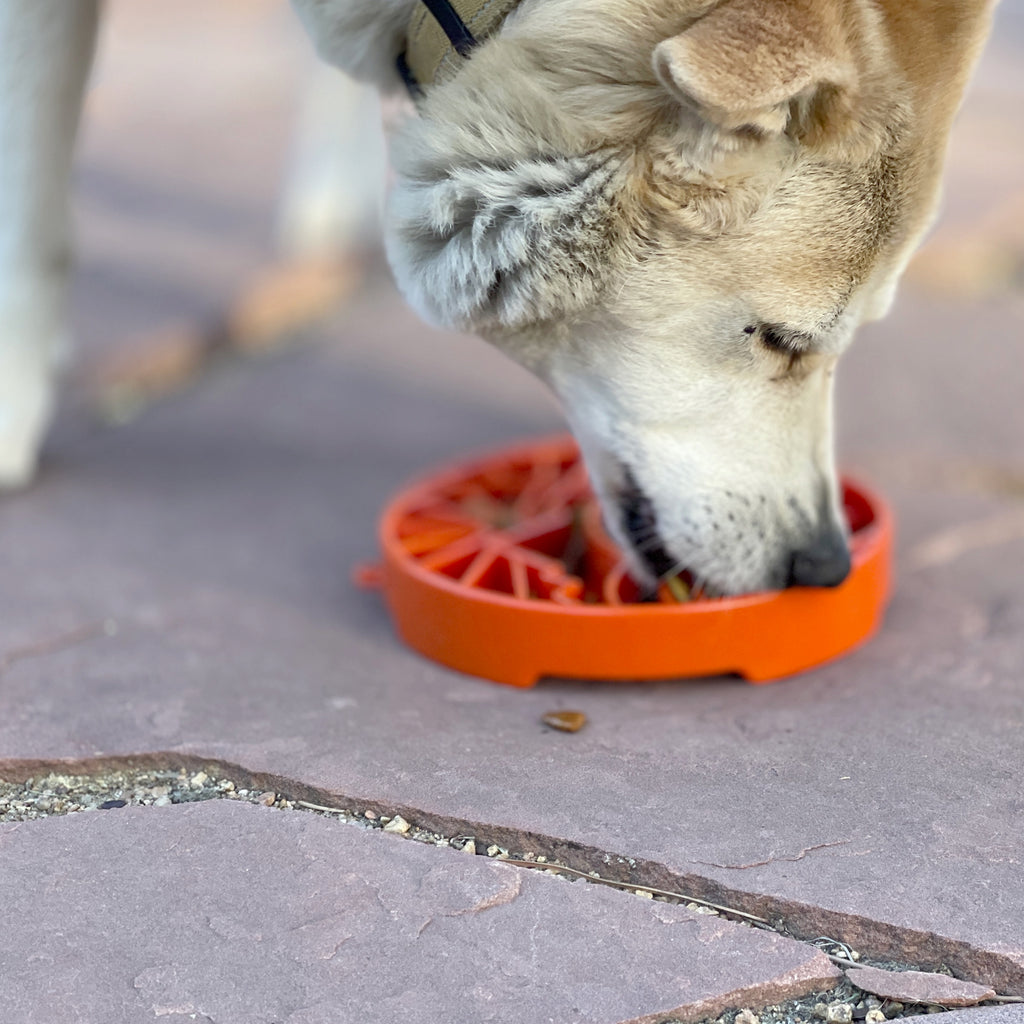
0, 349, 56, 490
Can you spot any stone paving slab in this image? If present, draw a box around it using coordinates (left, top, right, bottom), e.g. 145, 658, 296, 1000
938, 1012, 1024, 1024
2, 0, 1022, 1017
0, 798, 840, 1024
2, 278, 1022, 994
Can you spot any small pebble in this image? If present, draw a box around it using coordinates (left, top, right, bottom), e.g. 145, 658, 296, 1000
634, 889, 653, 899
363, 810, 377, 820
189, 772, 208, 789
813, 1003, 829, 1020
460, 839, 477, 855
826, 1004, 853, 1024
884, 1004, 904, 1019
383, 815, 411, 834
260, 791, 276, 806
99, 799, 127, 810
865, 1011, 886, 1023
685, 902, 720, 916
542, 710, 587, 733
735, 1011, 759, 1024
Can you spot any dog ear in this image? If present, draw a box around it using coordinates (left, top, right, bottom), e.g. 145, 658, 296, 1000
386, 148, 625, 332
653, 0, 857, 159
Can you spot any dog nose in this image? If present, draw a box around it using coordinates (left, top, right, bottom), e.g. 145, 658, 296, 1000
787, 527, 851, 588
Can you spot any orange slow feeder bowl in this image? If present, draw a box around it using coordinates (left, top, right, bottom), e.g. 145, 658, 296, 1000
372, 436, 893, 687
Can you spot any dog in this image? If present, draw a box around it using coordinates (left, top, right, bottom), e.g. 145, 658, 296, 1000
0, 0, 995, 597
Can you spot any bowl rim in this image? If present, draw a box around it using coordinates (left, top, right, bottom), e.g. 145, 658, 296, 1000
379, 433, 892, 618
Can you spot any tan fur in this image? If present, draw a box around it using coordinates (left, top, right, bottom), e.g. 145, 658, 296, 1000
298, 0, 999, 592
371, 0, 997, 593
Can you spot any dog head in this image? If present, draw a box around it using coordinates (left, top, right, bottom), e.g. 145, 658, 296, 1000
294, 0, 991, 594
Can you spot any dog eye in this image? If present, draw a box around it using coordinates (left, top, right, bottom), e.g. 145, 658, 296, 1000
758, 325, 799, 354
745, 322, 818, 358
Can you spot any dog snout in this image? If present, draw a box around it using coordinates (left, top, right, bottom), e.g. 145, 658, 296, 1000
786, 525, 851, 588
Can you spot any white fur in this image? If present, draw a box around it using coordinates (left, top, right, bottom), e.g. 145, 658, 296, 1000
387, 143, 627, 331
0, 0, 98, 487
309, 0, 990, 595
277, 65, 387, 258
546, 290, 851, 594
289, 0, 418, 91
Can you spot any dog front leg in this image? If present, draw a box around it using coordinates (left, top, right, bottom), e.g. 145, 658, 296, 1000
276, 63, 385, 260
0, 0, 99, 487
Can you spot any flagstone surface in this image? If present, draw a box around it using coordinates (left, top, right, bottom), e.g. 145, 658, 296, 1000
1, 1, 1022, 1020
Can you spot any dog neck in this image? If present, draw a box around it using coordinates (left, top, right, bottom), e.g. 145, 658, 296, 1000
399, 0, 523, 96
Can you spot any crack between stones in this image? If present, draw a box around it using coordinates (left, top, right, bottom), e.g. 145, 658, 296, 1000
2, 751, 1022, 1006
0, 621, 113, 674
690, 841, 853, 871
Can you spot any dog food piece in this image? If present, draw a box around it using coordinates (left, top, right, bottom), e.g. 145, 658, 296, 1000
542, 710, 587, 733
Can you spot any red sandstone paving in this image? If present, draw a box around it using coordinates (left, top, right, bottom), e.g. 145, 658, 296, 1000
845, 967, 995, 1008
937, 1012, 1024, 1024
1, 0, 1022, 1014
0, 799, 840, 1024
2, 283, 1022, 989
929, 1011, 1024, 1019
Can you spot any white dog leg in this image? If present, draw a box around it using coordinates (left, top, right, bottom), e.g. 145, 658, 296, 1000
276, 63, 386, 260
0, 0, 99, 487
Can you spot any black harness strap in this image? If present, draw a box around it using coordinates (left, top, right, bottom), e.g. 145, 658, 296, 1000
398, 0, 480, 97
422, 0, 478, 56
396, 51, 424, 98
